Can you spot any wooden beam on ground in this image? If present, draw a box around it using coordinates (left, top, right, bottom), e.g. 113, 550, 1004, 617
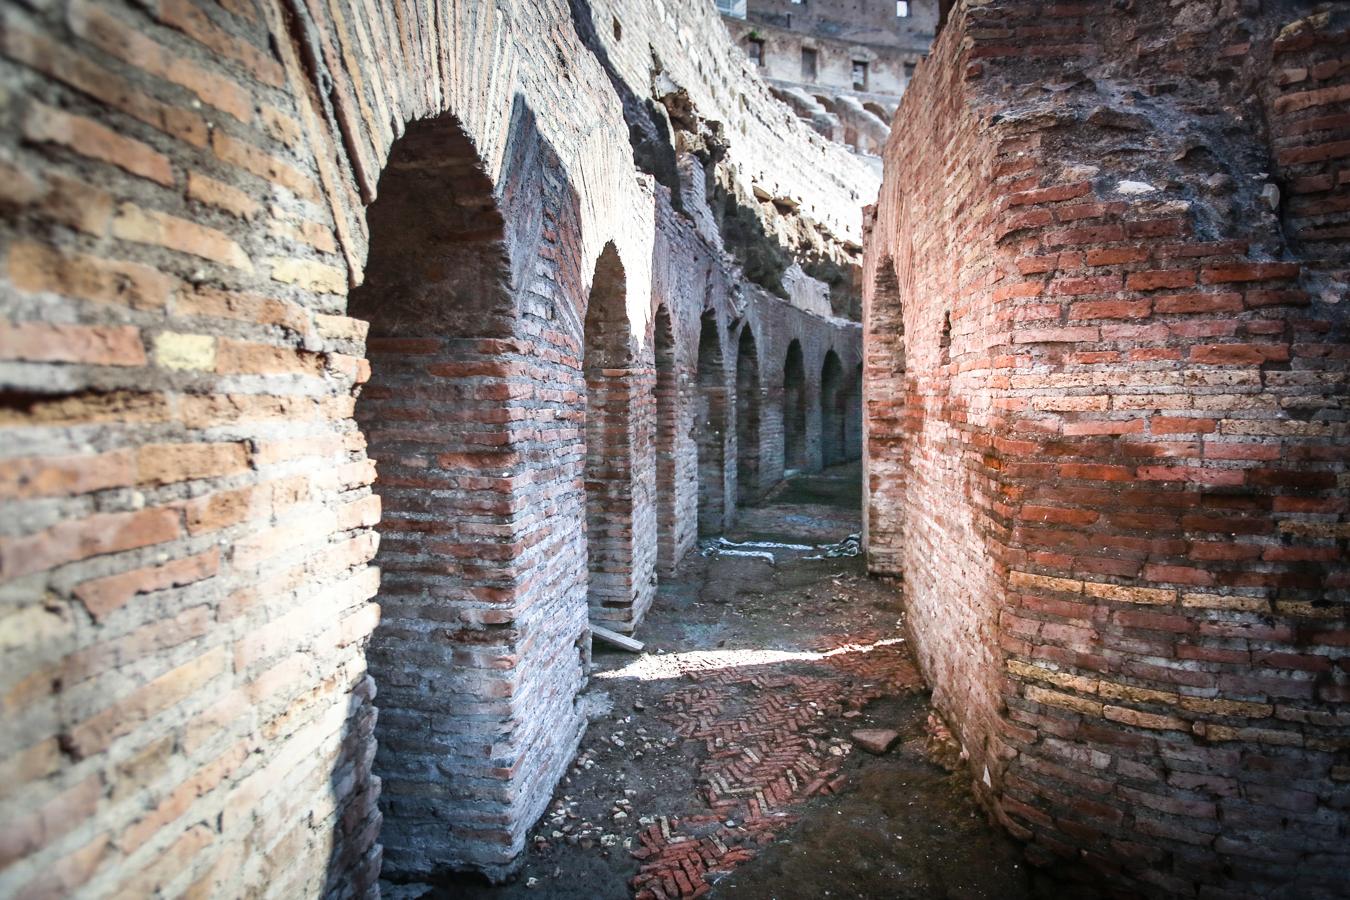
591, 624, 644, 653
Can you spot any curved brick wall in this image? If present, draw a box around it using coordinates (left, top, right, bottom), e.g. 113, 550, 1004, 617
0, 0, 863, 895
864, 1, 1349, 894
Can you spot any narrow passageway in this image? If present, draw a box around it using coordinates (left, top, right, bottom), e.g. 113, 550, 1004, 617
417, 464, 1033, 900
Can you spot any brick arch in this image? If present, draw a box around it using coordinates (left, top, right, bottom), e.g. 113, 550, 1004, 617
695, 311, 729, 537
820, 349, 845, 467
351, 112, 526, 881
735, 325, 763, 506
783, 339, 808, 472
584, 243, 652, 630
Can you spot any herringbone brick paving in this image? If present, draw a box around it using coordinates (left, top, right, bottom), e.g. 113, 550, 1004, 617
629, 636, 923, 898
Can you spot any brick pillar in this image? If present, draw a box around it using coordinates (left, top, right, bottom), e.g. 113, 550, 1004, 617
583, 245, 656, 632
653, 306, 682, 573
783, 340, 809, 472
863, 259, 907, 575
820, 350, 845, 467
696, 313, 729, 537
735, 326, 762, 506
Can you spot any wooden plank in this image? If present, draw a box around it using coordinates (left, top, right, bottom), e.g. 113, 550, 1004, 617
591, 624, 644, 653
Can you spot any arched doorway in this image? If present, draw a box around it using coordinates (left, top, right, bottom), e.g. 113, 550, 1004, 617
820, 349, 844, 467
350, 114, 525, 875
653, 306, 679, 572
695, 311, 726, 537
583, 244, 638, 624
783, 340, 807, 472
735, 326, 761, 506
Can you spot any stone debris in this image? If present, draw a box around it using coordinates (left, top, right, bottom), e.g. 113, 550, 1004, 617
703, 533, 863, 565
802, 533, 862, 559
850, 728, 900, 755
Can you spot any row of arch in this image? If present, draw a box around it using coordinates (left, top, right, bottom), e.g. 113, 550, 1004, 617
584, 255, 863, 583
348, 113, 860, 876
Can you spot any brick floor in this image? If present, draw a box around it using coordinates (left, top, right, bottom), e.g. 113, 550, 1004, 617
630, 636, 924, 898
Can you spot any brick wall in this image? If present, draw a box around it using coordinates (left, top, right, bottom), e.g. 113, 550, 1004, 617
0, 0, 863, 894
864, 1, 1350, 894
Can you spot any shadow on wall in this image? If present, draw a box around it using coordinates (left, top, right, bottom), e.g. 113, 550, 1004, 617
342, 94, 593, 884
568, 0, 683, 211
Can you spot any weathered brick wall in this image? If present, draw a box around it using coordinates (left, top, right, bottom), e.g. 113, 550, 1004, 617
865, 1, 1349, 894
0, 0, 863, 895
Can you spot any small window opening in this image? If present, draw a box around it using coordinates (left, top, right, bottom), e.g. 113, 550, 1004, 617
904, 62, 916, 82
852, 60, 869, 91
940, 311, 951, 365
747, 37, 764, 65
896, 1, 910, 16
612, 16, 622, 41
801, 47, 818, 81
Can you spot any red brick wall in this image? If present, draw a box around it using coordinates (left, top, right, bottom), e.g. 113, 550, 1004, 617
865, 2, 1350, 894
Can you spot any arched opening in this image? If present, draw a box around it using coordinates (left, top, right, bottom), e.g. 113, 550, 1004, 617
783, 340, 807, 472
350, 114, 520, 874
583, 244, 639, 625
820, 349, 845, 467
695, 311, 727, 537
653, 305, 679, 572
735, 326, 761, 506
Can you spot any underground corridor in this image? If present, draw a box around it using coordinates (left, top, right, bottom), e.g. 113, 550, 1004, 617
416, 461, 1039, 900
0, 2, 1346, 900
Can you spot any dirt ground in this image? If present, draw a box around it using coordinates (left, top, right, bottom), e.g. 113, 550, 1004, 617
387, 463, 1044, 900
